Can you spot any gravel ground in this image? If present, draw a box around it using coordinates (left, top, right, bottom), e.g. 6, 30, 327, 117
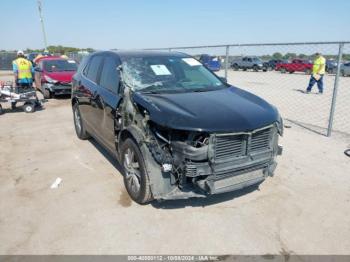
0, 72, 350, 255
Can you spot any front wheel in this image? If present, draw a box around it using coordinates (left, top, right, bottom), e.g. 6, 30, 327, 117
121, 138, 153, 204
23, 103, 35, 113
73, 103, 90, 140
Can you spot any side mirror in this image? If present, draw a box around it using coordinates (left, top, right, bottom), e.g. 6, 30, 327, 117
219, 76, 227, 83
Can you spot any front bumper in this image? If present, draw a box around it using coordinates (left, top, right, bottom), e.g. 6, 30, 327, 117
158, 126, 282, 200
45, 83, 71, 95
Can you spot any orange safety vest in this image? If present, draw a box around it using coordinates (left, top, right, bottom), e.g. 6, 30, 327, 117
13, 57, 33, 79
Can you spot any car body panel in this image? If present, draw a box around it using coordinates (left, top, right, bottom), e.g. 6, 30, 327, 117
132, 86, 279, 132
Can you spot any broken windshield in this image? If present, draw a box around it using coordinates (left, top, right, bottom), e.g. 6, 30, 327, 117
121, 55, 225, 93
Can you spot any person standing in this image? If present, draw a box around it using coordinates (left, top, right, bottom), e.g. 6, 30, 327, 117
12, 50, 35, 108
13, 50, 34, 88
306, 52, 326, 94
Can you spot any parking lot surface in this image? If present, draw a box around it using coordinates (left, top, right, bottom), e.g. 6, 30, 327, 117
0, 72, 350, 255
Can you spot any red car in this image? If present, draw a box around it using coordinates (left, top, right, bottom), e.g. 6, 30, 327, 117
34, 56, 78, 98
276, 59, 312, 74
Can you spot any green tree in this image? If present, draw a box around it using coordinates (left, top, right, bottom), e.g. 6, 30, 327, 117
283, 53, 297, 60
272, 52, 283, 60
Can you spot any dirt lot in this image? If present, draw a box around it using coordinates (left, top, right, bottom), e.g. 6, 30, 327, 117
0, 72, 350, 255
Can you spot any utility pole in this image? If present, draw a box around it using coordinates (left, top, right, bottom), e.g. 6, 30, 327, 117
37, 0, 48, 50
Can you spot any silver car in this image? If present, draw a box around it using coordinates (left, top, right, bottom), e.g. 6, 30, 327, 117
341, 62, 350, 77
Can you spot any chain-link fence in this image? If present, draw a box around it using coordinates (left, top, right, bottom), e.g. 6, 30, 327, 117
145, 42, 350, 137
0, 51, 16, 70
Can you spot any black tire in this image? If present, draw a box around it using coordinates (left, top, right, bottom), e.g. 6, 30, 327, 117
23, 103, 35, 113
341, 70, 346, 77
121, 138, 153, 204
73, 103, 90, 140
0, 104, 3, 115
289, 70, 294, 74
233, 64, 239, 71
253, 65, 259, 72
43, 88, 51, 99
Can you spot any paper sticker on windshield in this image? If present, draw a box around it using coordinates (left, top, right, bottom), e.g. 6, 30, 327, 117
67, 60, 76, 63
150, 65, 171, 75
182, 58, 201, 66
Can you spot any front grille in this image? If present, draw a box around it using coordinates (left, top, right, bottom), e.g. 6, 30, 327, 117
215, 134, 245, 159
251, 128, 272, 153
214, 126, 273, 161
214, 162, 268, 180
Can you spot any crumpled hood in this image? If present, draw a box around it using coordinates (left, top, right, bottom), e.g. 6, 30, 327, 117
132, 86, 279, 132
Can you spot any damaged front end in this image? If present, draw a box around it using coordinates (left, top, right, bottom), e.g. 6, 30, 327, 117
143, 121, 282, 200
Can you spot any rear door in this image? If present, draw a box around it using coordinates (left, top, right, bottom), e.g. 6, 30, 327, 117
94, 54, 122, 151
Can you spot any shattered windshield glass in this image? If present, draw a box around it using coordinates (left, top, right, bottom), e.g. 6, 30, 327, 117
121, 56, 225, 93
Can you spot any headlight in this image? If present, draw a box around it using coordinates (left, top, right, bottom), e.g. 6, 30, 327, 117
44, 75, 58, 84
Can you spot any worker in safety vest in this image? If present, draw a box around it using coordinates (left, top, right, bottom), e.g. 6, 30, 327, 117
306, 52, 326, 94
12, 50, 34, 88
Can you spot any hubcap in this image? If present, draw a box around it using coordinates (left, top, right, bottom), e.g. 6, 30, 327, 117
74, 108, 81, 133
124, 148, 141, 195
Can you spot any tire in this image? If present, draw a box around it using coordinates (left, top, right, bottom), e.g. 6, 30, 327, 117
253, 65, 259, 72
23, 103, 35, 113
73, 102, 90, 140
121, 138, 153, 204
289, 70, 294, 74
233, 64, 239, 71
0, 104, 3, 115
341, 70, 346, 77
43, 88, 51, 99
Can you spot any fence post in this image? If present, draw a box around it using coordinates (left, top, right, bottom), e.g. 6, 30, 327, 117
327, 43, 344, 137
225, 45, 229, 79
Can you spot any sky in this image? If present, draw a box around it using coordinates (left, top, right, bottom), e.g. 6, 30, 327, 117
1, 0, 349, 51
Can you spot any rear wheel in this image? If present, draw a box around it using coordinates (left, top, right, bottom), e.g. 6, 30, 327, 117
121, 138, 153, 204
73, 103, 90, 140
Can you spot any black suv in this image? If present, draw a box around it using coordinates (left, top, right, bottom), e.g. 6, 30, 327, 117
71, 51, 283, 204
